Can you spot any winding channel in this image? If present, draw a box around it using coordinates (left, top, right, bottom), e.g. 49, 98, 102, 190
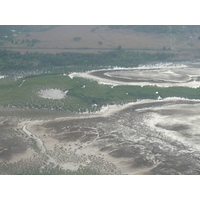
22, 125, 57, 164
69, 62, 200, 88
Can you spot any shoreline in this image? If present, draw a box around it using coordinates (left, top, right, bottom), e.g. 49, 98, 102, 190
69, 62, 200, 88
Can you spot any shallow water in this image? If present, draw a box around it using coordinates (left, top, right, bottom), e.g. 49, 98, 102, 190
70, 62, 200, 88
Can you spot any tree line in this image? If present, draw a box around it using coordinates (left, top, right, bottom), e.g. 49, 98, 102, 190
0, 49, 175, 72
108, 25, 200, 34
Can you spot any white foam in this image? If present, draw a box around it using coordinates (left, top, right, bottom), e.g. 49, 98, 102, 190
0, 75, 5, 79
140, 101, 200, 151
68, 63, 200, 88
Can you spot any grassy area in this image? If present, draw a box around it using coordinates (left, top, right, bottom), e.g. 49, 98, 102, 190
1, 73, 200, 113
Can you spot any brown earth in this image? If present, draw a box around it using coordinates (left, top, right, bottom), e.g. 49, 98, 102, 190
3, 25, 200, 59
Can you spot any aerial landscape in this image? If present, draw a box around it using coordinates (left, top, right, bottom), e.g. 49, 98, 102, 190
1, 25, 200, 175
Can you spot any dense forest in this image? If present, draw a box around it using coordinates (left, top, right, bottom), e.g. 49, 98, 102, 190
0, 49, 175, 73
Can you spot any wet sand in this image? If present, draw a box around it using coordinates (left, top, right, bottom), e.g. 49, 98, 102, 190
38, 89, 66, 99
12, 98, 200, 175
70, 62, 200, 88
2, 62, 200, 174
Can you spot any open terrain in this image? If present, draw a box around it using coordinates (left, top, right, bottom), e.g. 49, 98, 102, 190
1, 25, 200, 60
2, 97, 200, 174
1, 62, 200, 174
1, 26, 200, 174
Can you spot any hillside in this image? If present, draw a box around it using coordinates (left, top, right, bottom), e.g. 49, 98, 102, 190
0, 25, 200, 60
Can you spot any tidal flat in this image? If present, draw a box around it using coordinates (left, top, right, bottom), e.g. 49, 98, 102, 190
1, 62, 200, 174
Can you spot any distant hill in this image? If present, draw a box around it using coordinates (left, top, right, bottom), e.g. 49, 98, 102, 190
0, 25, 200, 60
108, 25, 200, 34
0, 25, 60, 39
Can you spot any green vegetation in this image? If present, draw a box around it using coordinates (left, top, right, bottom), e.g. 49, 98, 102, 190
0, 48, 177, 113
109, 25, 170, 33
0, 47, 196, 113
1, 73, 200, 112
108, 25, 200, 34
0, 49, 174, 73
0, 25, 59, 40
98, 41, 103, 45
25, 39, 41, 46
73, 37, 81, 41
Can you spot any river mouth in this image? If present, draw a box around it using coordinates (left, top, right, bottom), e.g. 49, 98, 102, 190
70, 62, 200, 88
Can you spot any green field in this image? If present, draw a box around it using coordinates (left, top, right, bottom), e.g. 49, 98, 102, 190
1, 73, 200, 113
